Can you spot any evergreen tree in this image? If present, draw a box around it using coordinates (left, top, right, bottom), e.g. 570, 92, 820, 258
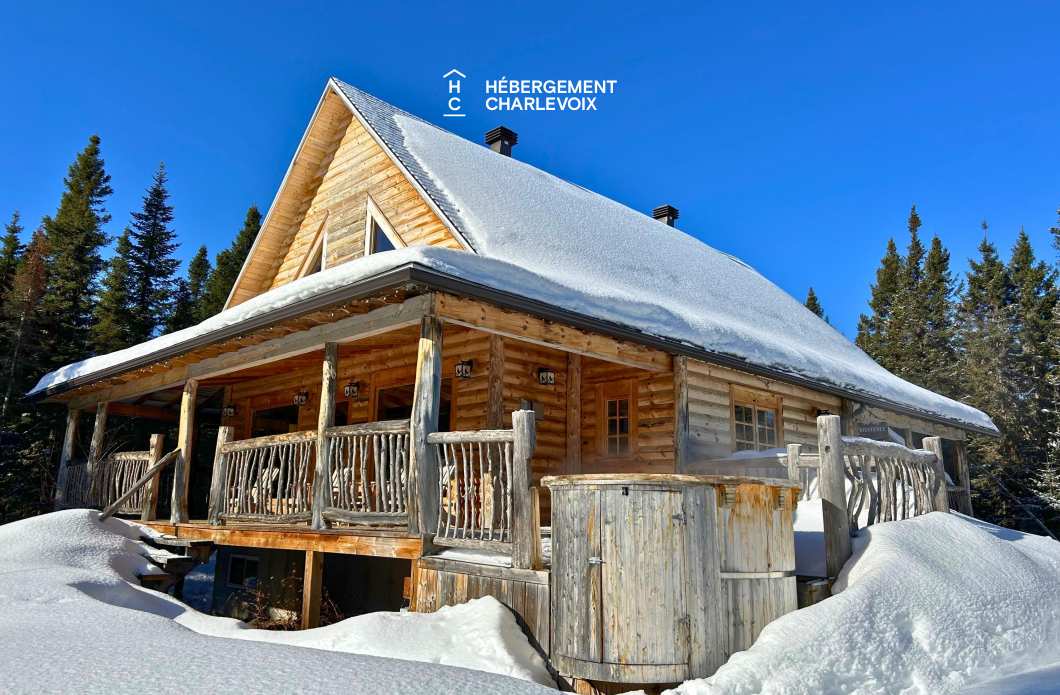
200, 205, 260, 318
916, 236, 959, 395
885, 206, 929, 381
39, 135, 112, 368
0, 230, 48, 421
804, 287, 828, 322
91, 230, 135, 354
0, 212, 25, 296
127, 163, 179, 343
856, 237, 904, 359
166, 245, 210, 332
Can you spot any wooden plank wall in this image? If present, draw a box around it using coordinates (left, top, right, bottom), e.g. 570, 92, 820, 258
580, 361, 676, 474
685, 359, 842, 462
412, 558, 551, 654
267, 91, 460, 291
501, 340, 570, 485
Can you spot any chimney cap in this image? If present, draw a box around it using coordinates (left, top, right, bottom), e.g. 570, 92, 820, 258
652, 204, 680, 224
484, 126, 518, 147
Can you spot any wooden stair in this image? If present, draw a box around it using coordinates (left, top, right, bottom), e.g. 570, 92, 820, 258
137, 535, 215, 596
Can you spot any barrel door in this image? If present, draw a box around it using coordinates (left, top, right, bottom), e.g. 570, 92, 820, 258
551, 486, 603, 664
600, 486, 689, 669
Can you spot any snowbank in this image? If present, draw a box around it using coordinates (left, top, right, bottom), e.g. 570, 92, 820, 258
0, 510, 555, 694
668, 512, 1060, 695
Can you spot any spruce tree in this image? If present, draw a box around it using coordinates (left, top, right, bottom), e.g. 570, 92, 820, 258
0, 212, 25, 297
885, 206, 928, 381
39, 135, 112, 368
917, 236, 959, 395
166, 245, 210, 332
856, 238, 903, 359
127, 163, 179, 343
91, 230, 135, 354
200, 205, 261, 318
804, 287, 828, 322
0, 229, 48, 421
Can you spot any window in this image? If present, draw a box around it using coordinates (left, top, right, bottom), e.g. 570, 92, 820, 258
731, 387, 781, 452
297, 212, 329, 279
226, 555, 259, 589
364, 196, 403, 255
597, 380, 635, 457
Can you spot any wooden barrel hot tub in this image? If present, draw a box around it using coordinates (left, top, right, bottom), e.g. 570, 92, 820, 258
543, 473, 800, 688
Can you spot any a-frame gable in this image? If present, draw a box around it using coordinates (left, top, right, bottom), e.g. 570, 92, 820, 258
226, 83, 465, 309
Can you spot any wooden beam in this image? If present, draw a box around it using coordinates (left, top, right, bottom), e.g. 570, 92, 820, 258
817, 414, 850, 579
487, 335, 505, 429
511, 409, 540, 570
66, 294, 435, 410
674, 355, 689, 472
565, 353, 581, 474
312, 342, 338, 530
410, 315, 442, 537
207, 426, 233, 525
86, 402, 109, 503
140, 434, 165, 522
954, 440, 973, 516
923, 436, 950, 513
143, 523, 424, 558
435, 293, 671, 372
170, 380, 199, 524
54, 408, 80, 508
301, 550, 324, 629
107, 402, 178, 423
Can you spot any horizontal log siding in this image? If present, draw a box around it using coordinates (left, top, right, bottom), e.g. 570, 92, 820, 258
685, 359, 842, 462
268, 93, 459, 291
501, 340, 568, 486
579, 360, 676, 474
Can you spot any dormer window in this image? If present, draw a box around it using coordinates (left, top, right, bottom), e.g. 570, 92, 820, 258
364, 195, 403, 256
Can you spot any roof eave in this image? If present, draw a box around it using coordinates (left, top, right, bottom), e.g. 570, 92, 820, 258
29, 262, 1000, 438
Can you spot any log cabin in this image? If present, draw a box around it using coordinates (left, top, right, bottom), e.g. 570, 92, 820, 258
30, 78, 998, 689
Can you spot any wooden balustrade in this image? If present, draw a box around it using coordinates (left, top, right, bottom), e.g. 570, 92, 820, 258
59, 460, 92, 508
428, 409, 540, 569
208, 430, 316, 525
93, 451, 153, 514
320, 419, 412, 526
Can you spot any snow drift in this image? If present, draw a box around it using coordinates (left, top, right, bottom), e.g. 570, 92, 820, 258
0, 510, 555, 694
669, 512, 1060, 695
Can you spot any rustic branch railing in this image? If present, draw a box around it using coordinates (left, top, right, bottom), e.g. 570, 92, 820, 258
100, 447, 179, 520
60, 460, 93, 508
320, 419, 411, 526
94, 451, 153, 514
428, 409, 541, 569
208, 429, 316, 525
812, 415, 948, 578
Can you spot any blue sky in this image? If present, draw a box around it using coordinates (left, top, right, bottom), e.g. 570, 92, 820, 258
2, 2, 1057, 337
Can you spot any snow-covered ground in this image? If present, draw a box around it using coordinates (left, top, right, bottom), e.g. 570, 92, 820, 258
0, 510, 555, 694
667, 512, 1060, 695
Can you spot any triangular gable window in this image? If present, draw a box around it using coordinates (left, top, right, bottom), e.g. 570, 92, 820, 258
364, 195, 403, 255
297, 212, 329, 280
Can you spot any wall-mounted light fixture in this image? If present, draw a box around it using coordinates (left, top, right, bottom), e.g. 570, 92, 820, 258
222, 404, 237, 418
294, 389, 310, 407
343, 381, 361, 399
537, 367, 556, 386
455, 359, 474, 379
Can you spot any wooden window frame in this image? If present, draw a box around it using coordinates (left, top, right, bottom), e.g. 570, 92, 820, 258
729, 385, 783, 452
226, 553, 260, 589
295, 211, 330, 280
363, 195, 405, 255
596, 379, 637, 459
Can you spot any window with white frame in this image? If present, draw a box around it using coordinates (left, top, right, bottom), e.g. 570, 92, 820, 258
731, 387, 781, 452
364, 196, 403, 256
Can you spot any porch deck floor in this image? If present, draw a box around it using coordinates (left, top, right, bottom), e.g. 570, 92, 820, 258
138, 520, 424, 559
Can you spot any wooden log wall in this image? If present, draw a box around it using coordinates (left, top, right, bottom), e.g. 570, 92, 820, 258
684, 359, 842, 462
412, 557, 551, 654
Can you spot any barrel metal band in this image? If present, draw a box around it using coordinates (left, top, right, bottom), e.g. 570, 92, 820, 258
719, 570, 796, 579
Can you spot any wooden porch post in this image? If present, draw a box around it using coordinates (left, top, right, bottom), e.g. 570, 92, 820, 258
786, 443, 802, 483
140, 434, 165, 522
301, 549, 323, 629
54, 408, 80, 508
674, 355, 689, 472
817, 414, 851, 579
86, 402, 109, 505
170, 379, 199, 524
312, 342, 338, 530
410, 315, 443, 538
565, 352, 582, 474
511, 409, 541, 570
923, 436, 950, 513
207, 426, 233, 525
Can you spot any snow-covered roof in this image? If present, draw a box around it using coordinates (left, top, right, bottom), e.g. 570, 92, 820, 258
30, 79, 997, 435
